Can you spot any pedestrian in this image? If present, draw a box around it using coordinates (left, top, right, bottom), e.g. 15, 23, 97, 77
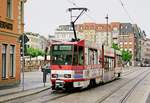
44, 61, 51, 74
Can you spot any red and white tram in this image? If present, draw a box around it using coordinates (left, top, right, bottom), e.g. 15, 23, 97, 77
49, 40, 122, 90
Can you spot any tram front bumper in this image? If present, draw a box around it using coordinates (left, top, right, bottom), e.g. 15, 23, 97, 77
55, 80, 64, 89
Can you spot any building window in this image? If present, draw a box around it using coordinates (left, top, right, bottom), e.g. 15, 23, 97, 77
129, 42, 132, 44
129, 48, 132, 52
2, 44, 7, 79
113, 27, 118, 31
7, 0, 13, 18
10, 45, 15, 77
125, 42, 128, 45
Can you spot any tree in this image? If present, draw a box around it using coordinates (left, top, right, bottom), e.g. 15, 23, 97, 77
122, 50, 132, 65
27, 47, 34, 57
112, 43, 120, 50
27, 47, 45, 61
27, 47, 45, 57
112, 43, 132, 66
37, 49, 45, 56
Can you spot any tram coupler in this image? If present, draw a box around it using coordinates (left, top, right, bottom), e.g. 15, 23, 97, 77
55, 80, 64, 90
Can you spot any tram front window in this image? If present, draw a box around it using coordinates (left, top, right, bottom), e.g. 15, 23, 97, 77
51, 45, 73, 65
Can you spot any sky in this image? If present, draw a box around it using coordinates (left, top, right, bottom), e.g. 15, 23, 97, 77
24, 0, 150, 37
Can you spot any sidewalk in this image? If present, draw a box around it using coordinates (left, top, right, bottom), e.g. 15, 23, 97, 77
0, 71, 51, 102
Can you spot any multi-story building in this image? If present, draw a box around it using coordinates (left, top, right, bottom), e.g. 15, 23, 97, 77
132, 24, 142, 65
119, 23, 135, 65
144, 38, 150, 63
96, 23, 112, 47
55, 23, 113, 47
110, 22, 121, 44
0, 0, 26, 87
78, 23, 97, 42
118, 23, 142, 66
141, 35, 150, 66
141, 31, 147, 65
54, 22, 143, 66
25, 32, 48, 51
54, 25, 74, 41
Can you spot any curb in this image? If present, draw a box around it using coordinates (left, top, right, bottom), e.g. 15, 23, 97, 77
0, 86, 51, 103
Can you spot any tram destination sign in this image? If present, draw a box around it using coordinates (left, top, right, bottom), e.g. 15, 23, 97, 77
59, 45, 72, 50
0, 21, 13, 30
54, 45, 72, 51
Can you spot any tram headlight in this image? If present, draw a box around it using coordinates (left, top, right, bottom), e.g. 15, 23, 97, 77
52, 74, 58, 78
64, 74, 71, 78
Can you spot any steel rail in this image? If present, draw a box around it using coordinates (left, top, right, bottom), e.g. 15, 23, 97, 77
95, 68, 150, 103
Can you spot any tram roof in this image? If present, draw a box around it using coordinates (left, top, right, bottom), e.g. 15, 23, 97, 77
51, 40, 101, 48
52, 41, 78, 45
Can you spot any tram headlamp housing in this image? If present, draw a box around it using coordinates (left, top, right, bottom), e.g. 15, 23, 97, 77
64, 74, 71, 78
52, 74, 58, 78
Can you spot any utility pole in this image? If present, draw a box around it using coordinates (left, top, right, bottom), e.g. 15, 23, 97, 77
19, 33, 29, 91
68, 8, 88, 41
105, 14, 109, 46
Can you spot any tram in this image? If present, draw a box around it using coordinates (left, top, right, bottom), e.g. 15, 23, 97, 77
49, 40, 122, 90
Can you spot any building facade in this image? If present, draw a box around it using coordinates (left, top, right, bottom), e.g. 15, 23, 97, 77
110, 22, 121, 44
54, 25, 74, 41
0, 0, 26, 87
118, 23, 142, 66
96, 23, 112, 47
25, 32, 48, 51
141, 37, 150, 66
55, 23, 113, 47
54, 22, 144, 66
132, 24, 142, 66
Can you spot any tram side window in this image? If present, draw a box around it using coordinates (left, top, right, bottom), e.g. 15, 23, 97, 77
93, 50, 98, 64
109, 58, 114, 70
78, 46, 84, 65
116, 56, 119, 67
104, 57, 109, 71
88, 49, 93, 65
88, 49, 98, 65
117, 55, 122, 67
73, 46, 78, 65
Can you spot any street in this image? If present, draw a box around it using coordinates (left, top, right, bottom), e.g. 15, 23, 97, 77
3, 67, 150, 103
1, 0, 150, 103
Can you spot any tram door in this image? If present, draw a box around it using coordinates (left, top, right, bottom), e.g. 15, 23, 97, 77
115, 54, 122, 76
103, 56, 115, 82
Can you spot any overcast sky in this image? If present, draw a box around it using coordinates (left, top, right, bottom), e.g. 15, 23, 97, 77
24, 0, 150, 37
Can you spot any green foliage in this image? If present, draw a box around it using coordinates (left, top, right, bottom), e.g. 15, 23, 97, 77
112, 43, 120, 50
122, 50, 132, 62
112, 43, 132, 64
27, 47, 45, 57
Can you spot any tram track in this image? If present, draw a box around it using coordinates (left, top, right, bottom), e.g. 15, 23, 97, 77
122, 67, 140, 76
4, 89, 71, 103
37, 67, 146, 103
6, 67, 145, 103
119, 69, 150, 103
95, 68, 150, 103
